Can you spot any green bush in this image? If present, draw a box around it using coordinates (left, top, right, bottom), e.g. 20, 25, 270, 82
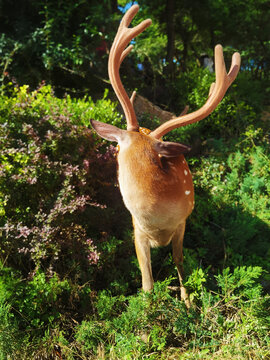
0, 264, 71, 358
0, 267, 21, 359
0, 83, 130, 281
1, 266, 269, 359
74, 268, 269, 359
187, 127, 270, 272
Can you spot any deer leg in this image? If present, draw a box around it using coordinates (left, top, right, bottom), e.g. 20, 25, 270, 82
172, 222, 190, 308
133, 222, 153, 292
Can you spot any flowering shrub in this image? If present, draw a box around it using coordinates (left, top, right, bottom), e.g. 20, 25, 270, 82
0, 83, 128, 279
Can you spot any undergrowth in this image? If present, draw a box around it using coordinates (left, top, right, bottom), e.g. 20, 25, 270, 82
0, 268, 269, 359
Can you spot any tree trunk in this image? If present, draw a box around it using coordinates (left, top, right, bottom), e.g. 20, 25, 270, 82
165, 0, 175, 80
110, 0, 118, 13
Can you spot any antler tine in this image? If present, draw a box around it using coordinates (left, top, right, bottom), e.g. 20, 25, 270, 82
150, 45, 241, 139
108, 5, 152, 132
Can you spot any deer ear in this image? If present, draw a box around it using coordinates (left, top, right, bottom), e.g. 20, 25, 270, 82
154, 140, 191, 157
90, 119, 124, 143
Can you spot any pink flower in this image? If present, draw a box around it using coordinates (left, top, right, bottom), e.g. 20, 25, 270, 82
87, 251, 100, 265
83, 159, 90, 171
17, 226, 31, 238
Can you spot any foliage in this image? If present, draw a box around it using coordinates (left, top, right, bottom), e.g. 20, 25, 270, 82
75, 266, 269, 359
0, 0, 120, 94
0, 0, 269, 106
0, 83, 128, 281
2, 267, 268, 359
185, 127, 270, 274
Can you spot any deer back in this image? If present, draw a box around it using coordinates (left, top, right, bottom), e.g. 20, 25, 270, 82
91, 119, 194, 239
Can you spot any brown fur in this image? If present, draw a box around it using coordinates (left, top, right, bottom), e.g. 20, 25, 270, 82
91, 119, 194, 305
116, 131, 193, 305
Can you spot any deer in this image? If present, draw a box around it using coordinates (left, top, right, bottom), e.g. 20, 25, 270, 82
91, 4, 241, 306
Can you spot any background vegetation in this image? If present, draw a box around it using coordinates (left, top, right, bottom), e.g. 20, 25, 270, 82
0, 0, 269, 358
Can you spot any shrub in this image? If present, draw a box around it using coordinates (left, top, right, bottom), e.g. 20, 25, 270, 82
0, 267, 21, 359
0, 264, 74, 358
187, 128, 270, 272
0, 83, 129, 280
74, 268, 270, 359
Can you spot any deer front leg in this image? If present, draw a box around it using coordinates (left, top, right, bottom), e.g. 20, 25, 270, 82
133, 221, 153, 292
172, 222, 190, 308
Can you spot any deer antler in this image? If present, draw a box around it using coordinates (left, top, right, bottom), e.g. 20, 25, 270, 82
150, 45, 241, 139
108, 5, 152, 132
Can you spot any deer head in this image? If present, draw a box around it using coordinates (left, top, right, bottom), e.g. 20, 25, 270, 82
91, 4, 241, 306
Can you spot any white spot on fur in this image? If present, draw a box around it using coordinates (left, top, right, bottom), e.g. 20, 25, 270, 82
185, 190, 191, 195
184, 170, 188, 176
184, 180, 186, 184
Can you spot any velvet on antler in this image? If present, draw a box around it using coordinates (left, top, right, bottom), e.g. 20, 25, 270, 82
108, 5, 151, 131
